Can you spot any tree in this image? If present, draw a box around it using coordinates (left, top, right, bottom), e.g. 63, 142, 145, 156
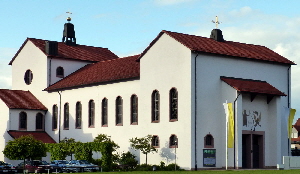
3, 134, 47, 172
129, 135, 157, 165
93, 134, 119, 171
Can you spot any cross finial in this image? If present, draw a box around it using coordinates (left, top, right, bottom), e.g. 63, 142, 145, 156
66, 11, 72, 22
212, 16, 221, 29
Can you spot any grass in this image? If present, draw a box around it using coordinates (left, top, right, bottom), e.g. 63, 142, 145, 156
75, 170, 300, 174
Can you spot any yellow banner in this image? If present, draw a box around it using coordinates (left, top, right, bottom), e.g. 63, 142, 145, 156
228, 103, 234, 148
288, 109, 296, 139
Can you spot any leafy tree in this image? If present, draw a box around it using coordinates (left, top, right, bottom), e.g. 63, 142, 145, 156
129, 135, 157, 165
60, 138, 76, 160
93, 134, 119, 171
3, 135, 47, 171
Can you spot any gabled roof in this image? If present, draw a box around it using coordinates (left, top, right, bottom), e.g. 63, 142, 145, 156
9, 38, 119, 65
0, 89, 47, 110
45, 54, 140, 91
139, 30, 295, 65
7, 131, 56, 143
220, 76, 286, 96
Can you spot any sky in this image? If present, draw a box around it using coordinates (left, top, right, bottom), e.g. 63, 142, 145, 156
0, 0, 300, 122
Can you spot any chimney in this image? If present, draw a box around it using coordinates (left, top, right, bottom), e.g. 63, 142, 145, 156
210, 29, 224, 42
45, 41, 58, 56
62, 17, 76, 46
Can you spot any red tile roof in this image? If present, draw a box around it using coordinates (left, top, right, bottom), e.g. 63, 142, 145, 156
220, 76, 286, 96
45, 54, 140, 91
7, 131, 56, 143
0, 89, 47, 110
293, 118, 300, 131
9, 38, 119, 65
139, 30, 295, 65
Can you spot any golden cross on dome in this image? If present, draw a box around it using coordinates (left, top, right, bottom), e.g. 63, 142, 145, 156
212, 16, 221, 29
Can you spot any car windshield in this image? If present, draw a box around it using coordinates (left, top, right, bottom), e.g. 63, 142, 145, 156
79, 160, 89, 164
58, 161, 68, 164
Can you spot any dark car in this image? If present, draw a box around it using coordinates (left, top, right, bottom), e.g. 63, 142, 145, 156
16, 160, 52, 173
0, 161, 11, 169
68, 160, 99, 172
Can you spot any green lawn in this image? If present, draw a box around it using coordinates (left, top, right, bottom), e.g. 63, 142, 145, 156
76, 170, 300, 174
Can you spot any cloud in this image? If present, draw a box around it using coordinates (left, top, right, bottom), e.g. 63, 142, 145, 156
154, 0, 194, 6
0, 48, 16, 89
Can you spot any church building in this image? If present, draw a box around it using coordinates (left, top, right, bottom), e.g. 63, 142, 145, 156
0, 18, 296, 169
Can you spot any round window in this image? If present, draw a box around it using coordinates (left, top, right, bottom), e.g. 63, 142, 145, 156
24, 70, 33, 85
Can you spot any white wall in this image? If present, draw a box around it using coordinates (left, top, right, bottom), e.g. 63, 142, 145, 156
140, 33, 193, 169
48, 58, 90, 86
195, 53, 290, 168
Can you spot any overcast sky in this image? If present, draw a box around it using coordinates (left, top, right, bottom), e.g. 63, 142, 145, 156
0, 0, 299, 121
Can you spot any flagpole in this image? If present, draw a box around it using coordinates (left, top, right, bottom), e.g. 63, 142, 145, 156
226, 106, 228, 170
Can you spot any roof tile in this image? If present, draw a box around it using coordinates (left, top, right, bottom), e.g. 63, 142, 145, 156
7, 131, 56, 143
139, 30, 295, 65
220, 76, 286, 96
9, 38, 119, 65
45, 54, 140, 91
0, 89, 47, 110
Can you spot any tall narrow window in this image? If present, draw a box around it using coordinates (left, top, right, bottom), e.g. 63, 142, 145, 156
19, 111, 27, 130
152, 135, 159, 147
131, 94, 138, 125
64, 103, 69, 130
56, 66, 64, 78
76, 102, 82, 129
116, 96, 123, 125
169, 88, 178, 121
36, 113, 44, 130
102, 98, 108, 126
88, 100, 95, 128
151, 90, 160, 122
169, 134, 178, 148
52, 105, 58, 130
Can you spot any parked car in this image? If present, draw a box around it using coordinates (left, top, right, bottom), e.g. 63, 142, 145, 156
68, 160, 99, 172
0, 161, 11, 169
50, 160, 76, 173
16, 160, 52, 173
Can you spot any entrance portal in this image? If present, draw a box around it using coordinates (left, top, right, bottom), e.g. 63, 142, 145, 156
242, 131, 264, 168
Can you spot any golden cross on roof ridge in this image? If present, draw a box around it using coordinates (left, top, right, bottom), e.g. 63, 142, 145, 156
212, 16, 221, 29
66, 11, 72, 22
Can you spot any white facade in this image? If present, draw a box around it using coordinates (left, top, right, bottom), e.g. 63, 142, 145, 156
0, 28, 294, 170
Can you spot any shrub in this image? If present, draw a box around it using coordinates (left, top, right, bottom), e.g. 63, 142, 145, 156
135, 163, 153, 171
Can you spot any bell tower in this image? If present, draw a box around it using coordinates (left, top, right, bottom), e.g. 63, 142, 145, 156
62, 16, 76, 46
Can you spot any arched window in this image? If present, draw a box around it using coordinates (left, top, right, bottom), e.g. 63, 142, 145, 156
151, 90, 160, 122
19, 111, 27, 130
64, 103, 69, 130
88, 100, 95, 128
204, 134, 214, 148
52, 105, 58, 130
102, 98, 108, 126
116, 96, 123, 125
131, 94, 138, 125
152, 135, 159, 147
24, 69, 33, 85
169, 88, 178, 121
36, 113, 44, 130
56, 66, 64, 78
169, 134, 178, 148
76, 102, 82, 129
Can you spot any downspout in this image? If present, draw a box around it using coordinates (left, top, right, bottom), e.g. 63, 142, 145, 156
287, 66, 291, 156
49, 57, 52, 86
288, 66, 291, 108
194, 52, 199, 170
233, 92, 241, 169
58, 91, 62, 142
